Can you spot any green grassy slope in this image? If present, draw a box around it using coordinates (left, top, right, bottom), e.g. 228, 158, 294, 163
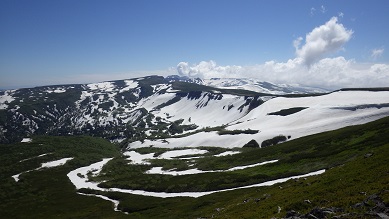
94, 115, 389, 195
0, 136, 126, 219
0, 116, 388, 218
102, 116, 389, 218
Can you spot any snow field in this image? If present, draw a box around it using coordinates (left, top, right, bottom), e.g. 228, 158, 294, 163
202, 78, 327, 94
160, 94, 248, 127
136, 92, 176, 112
129, 91, 389, 149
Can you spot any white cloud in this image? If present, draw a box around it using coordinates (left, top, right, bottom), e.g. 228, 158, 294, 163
321, 5, 326, 13
371, 48, 384, 59
174, 17, 389, 90
295, 17, 353, 66
338, 12, 344, 18
310, 7, 316, 16
293, 37, 303, 51
175, 58, 389, 90
177, 61, 242, 78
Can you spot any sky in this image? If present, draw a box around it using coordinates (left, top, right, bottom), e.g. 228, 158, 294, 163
1, 0, 388, 89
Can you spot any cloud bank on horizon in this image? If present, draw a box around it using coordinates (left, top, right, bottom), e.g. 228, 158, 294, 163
176, 16, 388, 90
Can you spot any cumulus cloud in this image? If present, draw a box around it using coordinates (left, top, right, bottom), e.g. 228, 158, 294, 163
293, 37, 303, 51
295, 17, 353, 66
175, 59, 389, 90
371, 48, 384, 59
175, 17, 389, 90
177, 61, 242, 78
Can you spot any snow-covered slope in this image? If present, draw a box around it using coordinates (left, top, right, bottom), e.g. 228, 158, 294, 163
128, 90, 389, 148
1, 75, 388, 149
200, 78, 328, 94
0, 75, 269, 143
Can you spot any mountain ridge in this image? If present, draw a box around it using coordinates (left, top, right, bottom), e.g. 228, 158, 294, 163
1, 75, 388, 147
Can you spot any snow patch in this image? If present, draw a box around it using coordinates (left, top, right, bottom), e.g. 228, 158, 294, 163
19, 153, 52, 163
12, 157, 73, 182
146, 160, 278, 176
158, 149, 208, 159
119, 80, 139, 92
214, 151, 241, 157
123, 151, 154, 165
228, 160, 278, 171
123, 149, 209, 164
21, 138, 32, 143
78, 192, 126, 214
87, 82, 115, 92
12, 171, 31, 182
40, 157, 73, 168
0, 91, 15, 109
47, 88, 66, 93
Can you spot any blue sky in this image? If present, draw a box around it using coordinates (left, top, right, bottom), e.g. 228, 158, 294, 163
1, 0, 388, 89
